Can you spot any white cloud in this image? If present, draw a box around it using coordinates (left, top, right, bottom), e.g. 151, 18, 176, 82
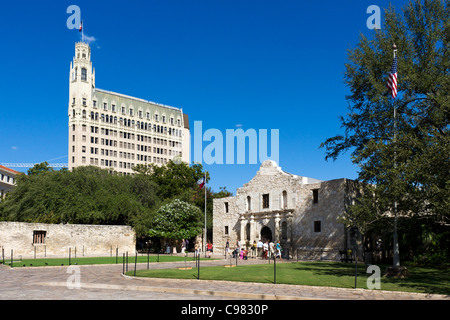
11, 146, 18, 150
80, 33, 97, 45
235, 124, 243, 128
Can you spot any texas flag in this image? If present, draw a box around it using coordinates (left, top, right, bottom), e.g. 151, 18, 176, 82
197, 176, 205, 189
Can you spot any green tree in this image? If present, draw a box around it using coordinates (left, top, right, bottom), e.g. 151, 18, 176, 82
320, 0, 449, 264
0, 166, 158, 236
27, 162, 54, 176
148, 199, 202, 241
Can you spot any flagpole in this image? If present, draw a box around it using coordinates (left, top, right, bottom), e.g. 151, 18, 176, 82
392, 43, 400, 268
204, 172, 207, 258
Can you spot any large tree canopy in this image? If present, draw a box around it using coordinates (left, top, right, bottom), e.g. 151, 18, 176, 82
321, 0, 449, 221
320, 0, 449, 264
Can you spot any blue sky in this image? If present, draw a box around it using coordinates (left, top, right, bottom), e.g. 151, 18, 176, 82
0, 0, 407, 194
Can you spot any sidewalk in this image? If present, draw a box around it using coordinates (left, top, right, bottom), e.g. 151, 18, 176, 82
1, 257, 449, 300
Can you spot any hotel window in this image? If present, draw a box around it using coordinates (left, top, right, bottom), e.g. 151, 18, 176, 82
162, 115, 166, 123
103, 103, 108, 111
82, 98, 86, 106
155, 114, 159, 122
139, 110, 143, 118
224, 226, 229, 235
262, 194, 269, 208
112, 104, 116, 112
81, 68, 87, 81
93, 100, 97, 108
129, 109, 133, 116
224, 202, 229, 213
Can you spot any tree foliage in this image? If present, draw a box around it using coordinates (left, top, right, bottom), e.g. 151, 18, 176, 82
321, 0, 449, 221
0, 165, 158, 235
0, 161, 233, 241
321, 0, 449, 263
148, 199, 202, 240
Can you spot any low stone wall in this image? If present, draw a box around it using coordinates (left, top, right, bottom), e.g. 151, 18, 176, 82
0, 222, 135, 259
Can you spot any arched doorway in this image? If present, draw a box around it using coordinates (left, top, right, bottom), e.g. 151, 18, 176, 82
260, 226, 272, 243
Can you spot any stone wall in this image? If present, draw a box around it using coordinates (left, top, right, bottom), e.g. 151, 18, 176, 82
213, 161, 362, 261
0, 222, 135, 258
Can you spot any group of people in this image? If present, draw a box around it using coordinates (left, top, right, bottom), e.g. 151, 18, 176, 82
181, 239, 215, 258
225, 239, 283, 260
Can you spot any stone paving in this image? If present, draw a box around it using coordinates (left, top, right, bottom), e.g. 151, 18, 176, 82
0, 256, 448, 300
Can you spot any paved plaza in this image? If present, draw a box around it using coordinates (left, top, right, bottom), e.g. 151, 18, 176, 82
0, 257, 448, 300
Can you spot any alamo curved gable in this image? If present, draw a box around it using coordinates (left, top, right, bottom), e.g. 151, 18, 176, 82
213, 160, 361, 261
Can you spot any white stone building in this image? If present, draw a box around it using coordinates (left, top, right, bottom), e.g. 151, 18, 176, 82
68, 42, 190, 174
0, 165, 20, 201
213, 160, 362, 261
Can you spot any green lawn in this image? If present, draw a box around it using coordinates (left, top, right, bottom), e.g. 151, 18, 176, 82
3, 254, 204, 267
128, 261, 450, 295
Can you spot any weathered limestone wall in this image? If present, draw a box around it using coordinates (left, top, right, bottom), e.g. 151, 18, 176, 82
0, 222, 135, 258
213, 161, 361, 261
291, 179, 347, 260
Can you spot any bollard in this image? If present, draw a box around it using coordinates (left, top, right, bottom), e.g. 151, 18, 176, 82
134, 252, 137, 277
122, 253, 125, 274
197, 251, 200, 280
116, 247, 118, 264
147, 248, 149, 270
273, 255, 277, 284
10, 249, 13, 268
69, 247, 71, 266
126, 252, 128, 272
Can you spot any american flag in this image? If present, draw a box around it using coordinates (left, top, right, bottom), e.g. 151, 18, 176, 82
386, 55, 398, 98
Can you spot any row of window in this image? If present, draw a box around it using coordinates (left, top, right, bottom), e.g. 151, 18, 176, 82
73, 109, 183, 137
223, 189, 320, 213
73, 96, 182, 126
73, 125, 182, 148
222, 221, 322, 238
73, 157, 170, 167
0, 173, 15, 185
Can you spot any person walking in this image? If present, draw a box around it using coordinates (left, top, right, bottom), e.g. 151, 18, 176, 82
206, 242, 213, 258
276, 241, 282, 260
181, 239, 186, 257
269, 241, 274, 259
257, 239, 263, 257
262, 241, 269, 259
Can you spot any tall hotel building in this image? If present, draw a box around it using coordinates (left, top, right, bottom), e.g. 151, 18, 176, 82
68, 42, 190, 174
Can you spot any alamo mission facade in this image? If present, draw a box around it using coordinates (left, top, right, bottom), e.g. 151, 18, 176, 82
213, 160, 362, 260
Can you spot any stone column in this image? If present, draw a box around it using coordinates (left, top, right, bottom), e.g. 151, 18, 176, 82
286, 213, 293, 258
239, 216, 246, 244
249, 215, 255, 243
274, 213, 281, 242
